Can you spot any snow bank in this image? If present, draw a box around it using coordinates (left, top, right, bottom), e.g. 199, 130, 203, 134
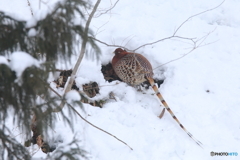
1, 0, 240, 160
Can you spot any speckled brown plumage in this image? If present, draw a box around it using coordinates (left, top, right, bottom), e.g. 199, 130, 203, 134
112, 48, 202, 147
112, 48, 153, 86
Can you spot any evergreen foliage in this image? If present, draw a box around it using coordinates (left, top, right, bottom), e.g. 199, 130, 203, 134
0, 0, 99, 159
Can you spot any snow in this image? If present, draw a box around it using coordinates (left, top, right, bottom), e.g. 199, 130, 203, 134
1, 0, 240, 160
9, 51, 39, 78
28, 28, 37, 37
0, 56, 9, 65
65, 90, 81, 104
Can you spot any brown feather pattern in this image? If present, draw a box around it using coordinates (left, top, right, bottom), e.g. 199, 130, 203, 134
112, 48, 202, 147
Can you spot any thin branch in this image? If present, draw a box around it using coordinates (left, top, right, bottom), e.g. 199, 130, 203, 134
89, 0, 225, 53
153, 28, 217, 70
196, 39, 219, 49
89, 35, 196, 52
196, 27, 217, 47
173, 0, 225, 36
68, 0, 102, 92
132, 36, 196, 52
27, 0, 34, 16
154, 47, 196, 70
93, 12, 112, 37
59, 0, 101, 110
67, 103, 133, 150
95, 0, 120, 18
48, 86, 65, 112
134, 0, 225, 51
90, 0, 119, 36
88, 36, 128, 51
123, 35, 136, 48
48, 86, 133, 150
48, 69, 69, 72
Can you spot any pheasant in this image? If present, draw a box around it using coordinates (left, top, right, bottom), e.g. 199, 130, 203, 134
112, 48, 202, 147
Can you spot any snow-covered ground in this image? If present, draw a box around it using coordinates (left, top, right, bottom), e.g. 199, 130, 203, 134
1, 0, 240, 159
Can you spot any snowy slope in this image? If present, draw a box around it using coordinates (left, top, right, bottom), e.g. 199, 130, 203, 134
1, 0, 240, 159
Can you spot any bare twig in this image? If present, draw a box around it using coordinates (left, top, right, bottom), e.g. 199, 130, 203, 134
173, 0, 225, 36
58, 0, 101, 110
153, 28, 217, 70
122, 35, 136, 48
132, 36, 196, 52
67, 0, 101, 92
48, 69, 69, 72
95, 0, 120, 18
195, 27, 217, 47
121, 27, 217, 78
67, 103, 133, 150
48, 86, 65, 112
89, 36, 128, 51
92, 0, 121, 37
27, 0, 34, 16
48, 86, 133, 150
134, 0, 225, 52
89, 0, 225, 53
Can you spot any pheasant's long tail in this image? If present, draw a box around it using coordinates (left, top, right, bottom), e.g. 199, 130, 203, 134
147, 77, 203, 147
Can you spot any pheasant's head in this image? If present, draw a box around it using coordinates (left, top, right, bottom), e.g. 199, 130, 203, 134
112, 48, 128, 65
114, 48, 125, 55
